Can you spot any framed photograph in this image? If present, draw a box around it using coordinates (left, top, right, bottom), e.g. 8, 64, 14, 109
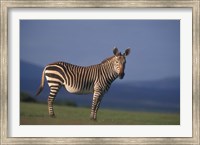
1, 0, 199, 144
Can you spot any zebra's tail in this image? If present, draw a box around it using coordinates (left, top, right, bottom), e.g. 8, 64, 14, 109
35, 67, 46, 96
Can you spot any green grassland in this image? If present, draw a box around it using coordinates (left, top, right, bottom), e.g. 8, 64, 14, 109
20, 102, 180, 125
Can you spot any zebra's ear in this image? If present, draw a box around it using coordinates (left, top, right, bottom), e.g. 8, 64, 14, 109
124, 48, 131, 56
113, 47, 119, 56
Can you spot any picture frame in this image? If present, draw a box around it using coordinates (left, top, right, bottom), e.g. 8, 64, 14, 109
0, 0, 199, 144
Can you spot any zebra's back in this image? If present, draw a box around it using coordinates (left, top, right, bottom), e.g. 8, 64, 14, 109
44, 61, 98, 94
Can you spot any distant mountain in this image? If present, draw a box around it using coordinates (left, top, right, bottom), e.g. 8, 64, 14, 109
130, 77, 180, 89
20, 60, 43, 79
20, 60, 180, 113
20, 60, 44, 97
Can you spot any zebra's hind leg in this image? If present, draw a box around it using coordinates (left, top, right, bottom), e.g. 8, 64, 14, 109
48, 86, 60, 118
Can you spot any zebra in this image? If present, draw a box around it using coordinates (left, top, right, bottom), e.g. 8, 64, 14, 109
36, 47, 131, 120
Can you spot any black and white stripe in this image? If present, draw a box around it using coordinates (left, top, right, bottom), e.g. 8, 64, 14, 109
36, 47, 130, 120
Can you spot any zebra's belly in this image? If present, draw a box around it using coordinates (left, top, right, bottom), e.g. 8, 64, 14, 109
65, 85, 93, 94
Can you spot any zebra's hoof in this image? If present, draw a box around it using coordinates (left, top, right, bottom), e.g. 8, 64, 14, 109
91, 118, 97, 122
90, 116, 97, 121
90, 113, 97, 121
50, 114, 56, 118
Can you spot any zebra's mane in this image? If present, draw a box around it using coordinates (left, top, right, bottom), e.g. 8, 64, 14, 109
101, 56, 115, 64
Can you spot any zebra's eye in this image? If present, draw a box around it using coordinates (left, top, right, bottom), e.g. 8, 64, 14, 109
115, 61, 119, 64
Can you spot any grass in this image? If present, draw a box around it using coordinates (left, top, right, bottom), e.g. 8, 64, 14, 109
20, 102, 180, 125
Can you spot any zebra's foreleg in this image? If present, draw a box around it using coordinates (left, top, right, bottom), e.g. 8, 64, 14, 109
93, 96, 103, 120
90, 91, 103, 120
48, 87, 59, 118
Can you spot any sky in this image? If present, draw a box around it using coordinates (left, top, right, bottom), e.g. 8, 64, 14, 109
20, 20, 180, 81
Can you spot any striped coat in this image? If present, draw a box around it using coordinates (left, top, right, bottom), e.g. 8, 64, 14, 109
36, 48, 130, 120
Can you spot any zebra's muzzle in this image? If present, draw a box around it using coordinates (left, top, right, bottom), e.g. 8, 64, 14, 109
119, 73, 125, 79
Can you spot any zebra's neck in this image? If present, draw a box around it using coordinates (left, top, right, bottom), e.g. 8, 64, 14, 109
99, 60, 118, 83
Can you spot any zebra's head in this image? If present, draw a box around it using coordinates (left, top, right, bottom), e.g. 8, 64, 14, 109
113, 47, 131, 79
